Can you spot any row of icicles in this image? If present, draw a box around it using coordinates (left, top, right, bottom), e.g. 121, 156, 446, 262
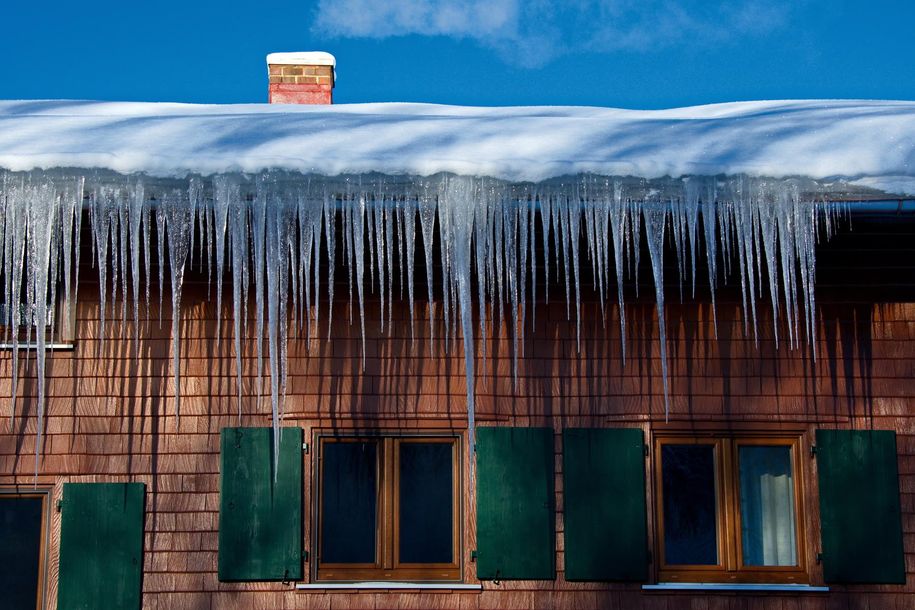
0, 170, 842, 476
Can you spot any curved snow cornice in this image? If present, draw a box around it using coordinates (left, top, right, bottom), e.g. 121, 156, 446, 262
0, 99, 913, 194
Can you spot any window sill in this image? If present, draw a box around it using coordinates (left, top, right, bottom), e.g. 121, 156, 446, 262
0, 342, 74, 351
296, 582, 483, 591
643, 583, 829, 593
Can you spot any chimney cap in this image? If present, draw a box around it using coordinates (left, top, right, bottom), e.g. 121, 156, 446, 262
266, 52, 336, 67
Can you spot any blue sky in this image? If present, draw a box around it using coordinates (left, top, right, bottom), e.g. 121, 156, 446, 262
2, 0, 914, 108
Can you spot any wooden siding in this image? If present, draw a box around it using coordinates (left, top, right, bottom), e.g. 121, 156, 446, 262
0, 215, 914, 608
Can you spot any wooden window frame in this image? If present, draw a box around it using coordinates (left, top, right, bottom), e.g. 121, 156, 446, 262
314, 434, 462, 582
653, 432, 809, 584
0, 285, 75, 348
0, 487, 52, 610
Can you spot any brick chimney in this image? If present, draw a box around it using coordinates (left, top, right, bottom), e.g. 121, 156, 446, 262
267, 52, 335, 104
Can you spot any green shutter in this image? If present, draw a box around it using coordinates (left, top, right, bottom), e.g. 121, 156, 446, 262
562, 428, 647, 581
476, 427, 555, 580
218, 427, 303, 581
816, 429, 905, 584
58, 482, 145, 610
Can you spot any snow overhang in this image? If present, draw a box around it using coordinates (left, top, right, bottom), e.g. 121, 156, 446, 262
0, 99, 913, 197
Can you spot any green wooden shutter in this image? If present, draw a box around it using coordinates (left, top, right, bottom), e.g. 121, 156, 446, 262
816, 429, 905, 584
562, 428, 647, 581
58, 482, 145, 610
218, 427, 303, 581
476, 426, 555, 580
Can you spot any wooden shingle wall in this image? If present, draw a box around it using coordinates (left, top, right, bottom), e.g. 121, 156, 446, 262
0, 214, 913, 608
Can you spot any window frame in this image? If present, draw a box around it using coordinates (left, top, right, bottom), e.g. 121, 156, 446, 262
313, 433, 463, 582
0, 487, 52, 610
653, 431, 809, 585
0, 284, 75, 349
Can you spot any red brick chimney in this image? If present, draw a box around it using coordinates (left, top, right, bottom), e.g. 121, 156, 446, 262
267, 52, 335, 104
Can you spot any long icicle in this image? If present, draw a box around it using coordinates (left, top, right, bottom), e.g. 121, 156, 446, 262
0, 170, 839, 470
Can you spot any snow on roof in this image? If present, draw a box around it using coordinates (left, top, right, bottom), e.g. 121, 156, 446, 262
0, 99, 913, 194
266, 51, 336, 66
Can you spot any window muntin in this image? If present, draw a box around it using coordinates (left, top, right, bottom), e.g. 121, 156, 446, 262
0, 489, 50, 610
655, 434, 808, 584
315, 435, 461, 582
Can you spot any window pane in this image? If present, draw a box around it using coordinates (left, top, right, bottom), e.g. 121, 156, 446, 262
399, 442, 453, 564
0, 496, 43, 610
739, 445, 797, 567
321, 442, 377, 564
662, 445, 718, 565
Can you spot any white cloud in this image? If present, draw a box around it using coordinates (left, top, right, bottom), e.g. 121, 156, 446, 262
313, 0, 791, 68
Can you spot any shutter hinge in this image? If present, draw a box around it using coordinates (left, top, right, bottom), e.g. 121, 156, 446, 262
303, 549, 309, 562
56, 499, 62, 513
644, 444, 649, 458
302, 442, 309, 454
816, 552, 823, 564
470, 550, 477, 562
810, 445, 818, 457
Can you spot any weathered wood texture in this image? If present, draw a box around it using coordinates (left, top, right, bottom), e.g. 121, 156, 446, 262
1, 217, 914, 608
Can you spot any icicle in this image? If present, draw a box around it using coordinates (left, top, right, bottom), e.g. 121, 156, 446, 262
59, 179, 79, 346
128, 181, 144, 354
630, 196, 642, 295
296, 190, 315, 340
0, 169, 843, 463
438, 176, 478, 490
418, 189, 437, 351
212, 176, 233, 350
401, 196, 417, 342
556, 193, 571, 322
567, 190, 582, 352
164, 189, 193, 420
528, 193, 538, 327
90, 187, 114, 349
142, 191, 151, 316
156, 200, 166, 324
323, 190, 335, 337
608, 182, 627, 361
700, 188, 719, 336
252, 176, 269, 409
352, 193, 367, 366
265, 190, 294, 466
776, 185, 799, 348
643, 202, 671, 418
473, 192, 489, 371
682, 179, 701, 299
756, 192, 781, 348
5, 178, 26, 425
117, 193, 129, 325
539, 192, 551, 304
384, 196, 395, 333
371, 194, 385, 332
517, 193, 530, 359
229, 183, 249, 421
309, 189, 324, 345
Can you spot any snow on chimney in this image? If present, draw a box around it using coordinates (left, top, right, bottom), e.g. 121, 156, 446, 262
267, 52, 335, 104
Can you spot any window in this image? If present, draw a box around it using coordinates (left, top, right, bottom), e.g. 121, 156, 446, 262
654, 432, 808, 584
0, 283, 74, 348
315, 435, 461, 581
0, 488, 50, 610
